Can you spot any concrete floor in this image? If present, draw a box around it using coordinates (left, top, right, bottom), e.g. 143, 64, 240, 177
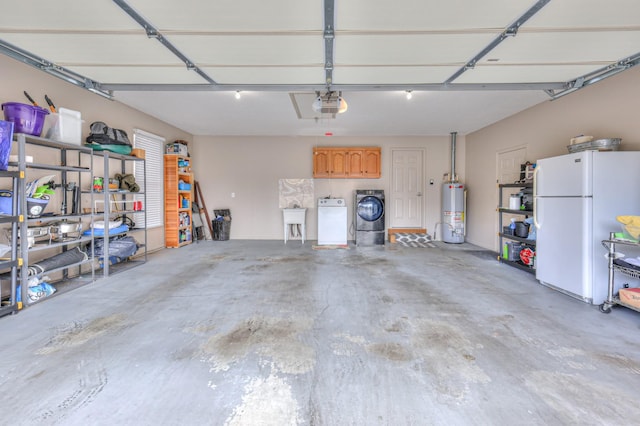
1, 240, 640, 425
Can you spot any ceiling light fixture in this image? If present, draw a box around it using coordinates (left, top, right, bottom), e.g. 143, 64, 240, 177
337, 95, 348, 113
312, 91, 348, 114
405, 90, 413, 100
235, 91, 241, 100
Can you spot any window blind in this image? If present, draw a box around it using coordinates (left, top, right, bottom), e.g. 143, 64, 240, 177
133, 129, 165, 228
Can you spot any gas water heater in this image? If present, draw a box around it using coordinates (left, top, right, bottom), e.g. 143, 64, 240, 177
441, 131, 465, 244
442, 182, 465, 243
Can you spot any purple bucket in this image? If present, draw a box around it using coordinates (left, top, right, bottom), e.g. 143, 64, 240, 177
1, 102, 49, 136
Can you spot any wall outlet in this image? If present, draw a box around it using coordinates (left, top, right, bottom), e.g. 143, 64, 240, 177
231, 192, 236, 198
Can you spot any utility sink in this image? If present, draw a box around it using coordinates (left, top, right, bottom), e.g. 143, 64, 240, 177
283, 208, 306, 244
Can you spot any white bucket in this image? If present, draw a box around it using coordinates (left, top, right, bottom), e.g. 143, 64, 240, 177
509, 194, 521, 210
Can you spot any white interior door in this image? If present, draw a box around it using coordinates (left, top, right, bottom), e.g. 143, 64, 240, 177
390, 149, 424, 228
497, 146, 527, 184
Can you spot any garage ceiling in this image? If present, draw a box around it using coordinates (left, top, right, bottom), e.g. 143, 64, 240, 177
1, 0, 638, 136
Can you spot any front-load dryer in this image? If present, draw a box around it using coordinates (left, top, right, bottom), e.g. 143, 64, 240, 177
355, 190, 385, 245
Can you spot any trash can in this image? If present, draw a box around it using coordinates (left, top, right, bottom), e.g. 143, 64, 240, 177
212, 209, 231, 241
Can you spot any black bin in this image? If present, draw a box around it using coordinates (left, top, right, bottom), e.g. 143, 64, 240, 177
212, 209, 231, 241
515, 221, 529, 238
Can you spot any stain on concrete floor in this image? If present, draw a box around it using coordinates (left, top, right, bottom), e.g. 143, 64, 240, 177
36, 314, 127, 355
202, 316, 315, 375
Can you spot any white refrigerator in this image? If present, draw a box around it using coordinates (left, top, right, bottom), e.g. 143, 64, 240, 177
534, 150, 640, 305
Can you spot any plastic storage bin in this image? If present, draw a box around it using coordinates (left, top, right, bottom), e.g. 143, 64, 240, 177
502, 241, 524, 261
44, 107, 82, 145
0, 190, 49, 217
212, 209, 231, 241
0, 120, 14, 171
1, 102, 49, 136
166, 142, 188, 156
514, 221, 530, 238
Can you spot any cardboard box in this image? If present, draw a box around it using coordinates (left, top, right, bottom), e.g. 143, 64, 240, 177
130, 148, 145, 159
619, 288, 640, 309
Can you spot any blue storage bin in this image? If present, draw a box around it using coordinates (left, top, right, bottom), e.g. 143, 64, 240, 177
0, 120, 14, 171
0, 190, 49, 217
0, 190, 12, 214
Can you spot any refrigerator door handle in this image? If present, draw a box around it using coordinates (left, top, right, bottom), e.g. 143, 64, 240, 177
533, 165, 540, 229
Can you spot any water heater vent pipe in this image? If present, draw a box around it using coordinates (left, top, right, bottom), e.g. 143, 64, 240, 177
448, 131, 458, 183
451, 131, 456, 180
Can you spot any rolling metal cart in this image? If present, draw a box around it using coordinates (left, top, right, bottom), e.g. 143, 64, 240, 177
600, 232, 640, 314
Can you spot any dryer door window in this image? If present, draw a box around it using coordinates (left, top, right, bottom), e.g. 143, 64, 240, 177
357, 196, 384, 222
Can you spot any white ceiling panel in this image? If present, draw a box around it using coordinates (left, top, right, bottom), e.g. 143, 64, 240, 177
455, 64, 602, 84
1, 0, 637, 137
68, 66, 207, 85
336, 34, 497, 65
169, 35, 323, 65
0, 0, 139, 31
333, 66, 459, 85
0, 33, 183, 66
126, 0, 323, 31
524, 0, 640, 28
483, 31, 640, 64
337, 0, 538, 31
113, 89, 549, 136
201, 67, 325, 85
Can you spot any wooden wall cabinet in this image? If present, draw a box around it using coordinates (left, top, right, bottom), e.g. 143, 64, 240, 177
361, 149, 381, 177
313, 147, 380, 178
347, 150, 364, 177
312, 149, 330, 177
313, 148, 348, 177
164, 155, 193, 248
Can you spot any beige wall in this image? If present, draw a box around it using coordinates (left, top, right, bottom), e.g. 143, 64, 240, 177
192, 135, 465, 240
0, 55, 193, 251
0, 54, 469, 244
12, 52, 638, 249
465, 67, 640, 251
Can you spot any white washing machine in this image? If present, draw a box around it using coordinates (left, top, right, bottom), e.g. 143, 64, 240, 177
317, 198, 347, 245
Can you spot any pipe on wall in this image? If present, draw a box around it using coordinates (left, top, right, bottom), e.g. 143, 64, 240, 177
450, 131, 457, 181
